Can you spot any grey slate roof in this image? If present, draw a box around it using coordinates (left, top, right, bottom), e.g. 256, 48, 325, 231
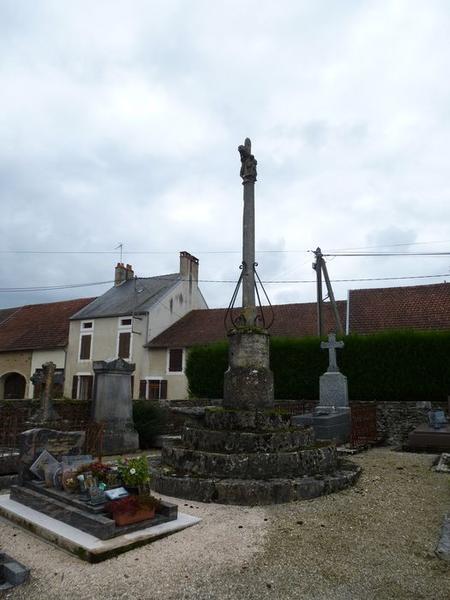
70, 274, 181, 320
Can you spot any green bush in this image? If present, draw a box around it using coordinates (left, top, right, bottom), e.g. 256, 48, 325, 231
186, 330, 450, 402
132, 401, 168, 448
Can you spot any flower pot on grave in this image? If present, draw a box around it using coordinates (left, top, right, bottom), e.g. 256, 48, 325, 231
113, 507, 156, 526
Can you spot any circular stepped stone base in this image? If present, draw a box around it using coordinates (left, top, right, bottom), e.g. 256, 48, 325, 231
181, 425, 314, 453
151, 460, 362, 505
161, 445, 338, 479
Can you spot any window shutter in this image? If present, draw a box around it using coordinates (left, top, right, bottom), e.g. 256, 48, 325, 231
118, 332, 131, 359
160, 380, 168, 399
131, 375, 134, 398
33, 382, 42, 399
169, 349, 183, 372
72, 376, 79, 400
80, 335, 92, 360
139, 380, 147, 399
87, 375, 94, 400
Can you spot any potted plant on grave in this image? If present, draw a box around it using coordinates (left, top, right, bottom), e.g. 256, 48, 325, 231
117, 456, 150, 494
105, 494, 160, 526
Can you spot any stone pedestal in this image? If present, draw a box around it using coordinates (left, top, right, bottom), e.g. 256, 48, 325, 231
320, 372, 348, 408
92, 359, 139, 455
293, 367, 351, 444
223, 330, 274, 410
292, 408, 351, 445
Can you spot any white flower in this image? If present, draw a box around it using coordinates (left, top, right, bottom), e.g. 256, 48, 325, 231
129, 468, 136, 475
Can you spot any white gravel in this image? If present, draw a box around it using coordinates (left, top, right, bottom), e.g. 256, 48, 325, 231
0, 448, 449, 600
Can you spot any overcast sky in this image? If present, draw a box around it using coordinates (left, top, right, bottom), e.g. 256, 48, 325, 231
1, 0, 450, 309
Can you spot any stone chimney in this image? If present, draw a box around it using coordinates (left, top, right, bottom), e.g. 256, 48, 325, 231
179, 251, 199, 285
114, 262, 127, 286
125, 264, 134, 281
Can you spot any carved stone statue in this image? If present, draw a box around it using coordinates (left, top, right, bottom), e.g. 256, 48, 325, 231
238, 137, 257, 183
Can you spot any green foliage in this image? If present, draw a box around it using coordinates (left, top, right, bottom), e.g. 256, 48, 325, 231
186, 330, 450, 402
117, 455, 150, 486
185, 342, 228, 398
132, 401, 168, 448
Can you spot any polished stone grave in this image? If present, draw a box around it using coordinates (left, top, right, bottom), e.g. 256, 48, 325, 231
0, 494, 200, 563
10, 480, 178, 540
408, 424, 450, 452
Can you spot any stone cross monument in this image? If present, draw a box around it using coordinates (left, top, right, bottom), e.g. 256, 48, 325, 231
319, 333, 348, 408
28, 361, 61, 425
320, 333, 344, 373
223, 139, 274, 410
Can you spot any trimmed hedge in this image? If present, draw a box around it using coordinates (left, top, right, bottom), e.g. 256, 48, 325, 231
185, 331, 450, 402
133, 400, 168, 448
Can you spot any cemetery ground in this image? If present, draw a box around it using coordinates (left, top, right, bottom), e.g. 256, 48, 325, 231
0, 448, 449, 600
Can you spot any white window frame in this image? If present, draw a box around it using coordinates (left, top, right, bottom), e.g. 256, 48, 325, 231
144, 377, 165, 400
116, 316, 133, 360
75, 371, 93, 400
166, 348, 185, 374
78, 321, 94, 362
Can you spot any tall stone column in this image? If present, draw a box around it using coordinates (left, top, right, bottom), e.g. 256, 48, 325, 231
223, 139, 274, 410
92, 358, 139, 455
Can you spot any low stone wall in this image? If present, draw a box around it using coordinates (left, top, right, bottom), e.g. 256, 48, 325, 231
0, 400, 91, 445
166, 398, 449, 447
361, 400, 447, 446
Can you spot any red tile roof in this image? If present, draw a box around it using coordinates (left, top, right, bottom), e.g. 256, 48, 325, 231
0, 298, 96, 352
147, 302, 346, 348
349, 282, 450, 334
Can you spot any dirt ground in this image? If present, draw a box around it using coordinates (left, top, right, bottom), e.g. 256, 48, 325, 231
1, 448, 449, 600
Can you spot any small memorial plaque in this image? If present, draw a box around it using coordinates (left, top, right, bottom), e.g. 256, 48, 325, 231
30, 450, 60, 481
105, 487, 129, 501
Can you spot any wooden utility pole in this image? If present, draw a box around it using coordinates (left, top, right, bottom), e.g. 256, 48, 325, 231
313, 247, 343, 336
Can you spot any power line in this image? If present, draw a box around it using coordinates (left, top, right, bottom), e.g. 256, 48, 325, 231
338, 251, 450, 257
0, 272, 448, 293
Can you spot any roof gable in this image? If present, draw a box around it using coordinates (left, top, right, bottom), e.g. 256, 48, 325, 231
71, 274, 181, 320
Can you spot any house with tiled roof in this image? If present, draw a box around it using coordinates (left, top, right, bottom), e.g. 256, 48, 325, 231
347, 282, 450, 334
0, 297, 94, 399
143, 282, 450, 400
63, 252, 208, 401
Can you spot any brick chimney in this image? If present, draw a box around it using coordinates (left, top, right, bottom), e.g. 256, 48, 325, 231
125, 264, 134, 281
179, 251, 199, 285
114, 262, 127, 286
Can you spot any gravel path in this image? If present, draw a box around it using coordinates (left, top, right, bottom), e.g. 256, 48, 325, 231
1, 448, 449, 600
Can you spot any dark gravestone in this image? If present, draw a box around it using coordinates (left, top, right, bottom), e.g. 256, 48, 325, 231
92, 358, 139, 455
18, 428, 85, 484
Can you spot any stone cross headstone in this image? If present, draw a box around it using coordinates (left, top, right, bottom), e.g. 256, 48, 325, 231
28, 362, 60, 425
320, 332, 344, 373
319, 334, 348, 409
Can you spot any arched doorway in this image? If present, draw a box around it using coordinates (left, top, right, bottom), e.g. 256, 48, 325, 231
2, 372, 26, 399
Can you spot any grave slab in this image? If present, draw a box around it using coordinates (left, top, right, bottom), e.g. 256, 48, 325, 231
0, 494, 201, 563
408, 425, 450, 452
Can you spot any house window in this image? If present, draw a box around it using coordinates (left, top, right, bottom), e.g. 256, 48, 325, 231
79, 335, 92, 360
72, 375, 94, 400
117, 316, 132, 360
79, 321, 93, 361
168, 348, 183, 372
118, 332, 131, 359
139, 379, 167, 400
